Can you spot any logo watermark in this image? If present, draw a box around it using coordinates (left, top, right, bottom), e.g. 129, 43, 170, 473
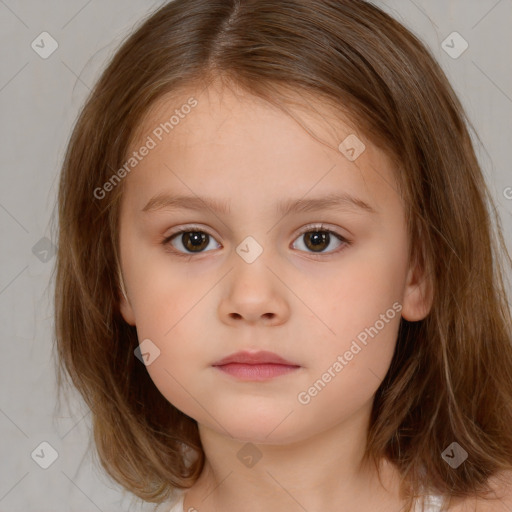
93, 97, 198, 200
297, 301, 402, 405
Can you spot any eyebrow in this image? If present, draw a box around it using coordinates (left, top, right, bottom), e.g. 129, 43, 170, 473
141, 192, 377, 216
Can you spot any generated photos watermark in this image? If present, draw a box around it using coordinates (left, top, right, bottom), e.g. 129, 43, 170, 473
93, 97, 198, 200
297, 301, 403, 405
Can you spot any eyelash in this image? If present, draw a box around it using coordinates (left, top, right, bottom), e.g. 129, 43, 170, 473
161, 223, 352, 259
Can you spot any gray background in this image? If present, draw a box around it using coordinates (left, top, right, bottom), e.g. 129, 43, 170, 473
0, 1, 511, 511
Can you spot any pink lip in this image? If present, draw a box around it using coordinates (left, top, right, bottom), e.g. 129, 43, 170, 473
212, 351, 300, 381
212, 350, 298, 366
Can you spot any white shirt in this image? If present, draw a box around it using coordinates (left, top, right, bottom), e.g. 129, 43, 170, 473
166, 492, 185, 512
415, 494, 444, 511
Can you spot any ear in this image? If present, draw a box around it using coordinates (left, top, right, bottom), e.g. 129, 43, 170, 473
401, 251, 434, 322
119, 292, 136, 326
118, 267, 136, 326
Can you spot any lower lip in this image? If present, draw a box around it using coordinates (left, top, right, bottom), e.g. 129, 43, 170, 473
213, 363, 300, 381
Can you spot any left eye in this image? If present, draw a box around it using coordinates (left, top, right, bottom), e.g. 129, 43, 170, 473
162, 225, 349, 256
291, 228, 347, 254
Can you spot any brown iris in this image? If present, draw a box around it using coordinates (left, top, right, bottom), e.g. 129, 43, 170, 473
181, 231, 209, 252
303, 230, 330, 252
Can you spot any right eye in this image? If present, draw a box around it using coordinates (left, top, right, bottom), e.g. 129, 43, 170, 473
162, 227, 221, 256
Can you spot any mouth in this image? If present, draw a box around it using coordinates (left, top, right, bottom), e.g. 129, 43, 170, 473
212, 350, 301, 381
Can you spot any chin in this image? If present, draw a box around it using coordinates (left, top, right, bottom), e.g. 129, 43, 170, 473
216, 415, 308, 446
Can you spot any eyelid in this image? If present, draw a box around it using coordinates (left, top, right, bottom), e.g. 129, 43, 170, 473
164, 222, 350, 241
163, 223, 219, 243
290, 222, 352, 256
291, 222, 350, 241
162, 222, 352, 256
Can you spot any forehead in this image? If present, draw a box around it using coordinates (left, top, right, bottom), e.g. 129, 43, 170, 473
130, 80, 363, 154
121, 81, 401, 218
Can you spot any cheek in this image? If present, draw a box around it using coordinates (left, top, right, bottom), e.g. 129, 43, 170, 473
309, 233, 408, 387
132, 276, 209, 355
133, 293, 210, 414
325, 236, 407, 331
125, 258, 210, 397
301, 293, 401, 426
126, 245, 206, 334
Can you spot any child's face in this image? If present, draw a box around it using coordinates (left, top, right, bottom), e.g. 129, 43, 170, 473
118, 83, 430, 444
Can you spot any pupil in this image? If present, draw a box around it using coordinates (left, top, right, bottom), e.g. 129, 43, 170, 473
184, 232, 208, 252
306, 231, 329, 252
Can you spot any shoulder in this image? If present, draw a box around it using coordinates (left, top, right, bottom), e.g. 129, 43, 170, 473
448, 471, 512, 512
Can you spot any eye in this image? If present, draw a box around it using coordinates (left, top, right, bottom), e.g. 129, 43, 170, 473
161, 223, 351, 258
162, 226, 221, 256
291, 224, 350, 255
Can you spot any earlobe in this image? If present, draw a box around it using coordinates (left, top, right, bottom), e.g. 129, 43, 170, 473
118, 267, 136, 326
119, 292, 136, 326
401, 258, 434, 322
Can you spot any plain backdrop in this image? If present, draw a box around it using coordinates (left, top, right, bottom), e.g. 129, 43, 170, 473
0, 1, 511, 511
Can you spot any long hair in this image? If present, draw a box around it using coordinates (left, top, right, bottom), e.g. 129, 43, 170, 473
53, 1, 512, 510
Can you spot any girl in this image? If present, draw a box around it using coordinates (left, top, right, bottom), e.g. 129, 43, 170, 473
53, 1, 512, 511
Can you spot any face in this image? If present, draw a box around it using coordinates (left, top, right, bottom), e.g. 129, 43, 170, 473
118, 82, 431, 444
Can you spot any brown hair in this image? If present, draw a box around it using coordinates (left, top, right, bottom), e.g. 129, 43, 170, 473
53, 0, 512, 510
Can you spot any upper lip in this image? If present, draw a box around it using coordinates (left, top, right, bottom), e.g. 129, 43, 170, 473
212, 350, 299, 366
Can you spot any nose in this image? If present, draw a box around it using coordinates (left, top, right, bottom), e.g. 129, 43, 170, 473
218, 258, 290, 327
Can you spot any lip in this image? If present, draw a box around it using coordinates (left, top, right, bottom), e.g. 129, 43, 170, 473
212, 350, 299, 366
212, 351, 301, 381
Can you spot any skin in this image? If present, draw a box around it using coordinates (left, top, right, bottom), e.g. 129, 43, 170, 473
118, 80, 434, 512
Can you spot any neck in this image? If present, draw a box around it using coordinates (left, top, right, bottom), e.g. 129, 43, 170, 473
182, 400, 405, 512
